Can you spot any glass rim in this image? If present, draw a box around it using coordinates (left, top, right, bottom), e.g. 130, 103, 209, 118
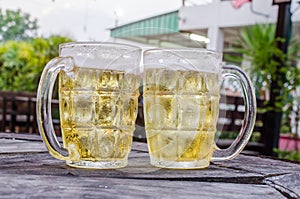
59, 41, 141, 50
143, 47, 222, 58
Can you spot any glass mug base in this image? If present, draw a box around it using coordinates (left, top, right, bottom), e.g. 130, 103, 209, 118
149, 157, 210, 169
66, 159, 128, 169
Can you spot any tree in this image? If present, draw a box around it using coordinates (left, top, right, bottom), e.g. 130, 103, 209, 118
0, 40, 38, 91
0, 9, 38, 42
31, 35, 73, 94
0, 36, 73, 92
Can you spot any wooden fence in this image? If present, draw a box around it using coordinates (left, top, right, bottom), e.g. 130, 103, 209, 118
135, 94, 266, 154
0, 91, 266, 154
0, 91, 60, 136
216, 95, 265, 153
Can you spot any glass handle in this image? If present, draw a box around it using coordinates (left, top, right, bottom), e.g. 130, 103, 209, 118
212, 65, 257, 161
36, 57, 74, 160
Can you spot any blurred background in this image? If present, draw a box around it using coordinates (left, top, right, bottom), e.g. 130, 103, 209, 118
0, 0, 182, 41
0, 0, 299, 161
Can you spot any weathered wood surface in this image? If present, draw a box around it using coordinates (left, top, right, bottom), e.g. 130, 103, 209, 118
0, 134, 299, 198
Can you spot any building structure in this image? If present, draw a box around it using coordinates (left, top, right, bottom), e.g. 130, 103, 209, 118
110, 0, 300, 52
110, 0, 300, 140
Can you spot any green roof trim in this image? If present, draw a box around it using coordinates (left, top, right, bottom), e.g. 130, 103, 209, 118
111, 10, 179, 38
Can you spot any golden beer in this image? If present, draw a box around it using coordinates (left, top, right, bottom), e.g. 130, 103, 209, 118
59, 67, 140, 167
144, 68, 220, 168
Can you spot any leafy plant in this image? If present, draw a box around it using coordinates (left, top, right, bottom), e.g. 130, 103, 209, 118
31, 35, 73, 81
0, 40, 38, 91
0, 9, 38, 42
274, 148, 300, 162
224, 24, 300, 112
224, 24, 300, 148
0, 36, 73, 92
226, 25, 295, 94
0, 9, 73, 92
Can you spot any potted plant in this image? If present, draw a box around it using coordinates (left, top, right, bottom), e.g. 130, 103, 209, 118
224, 23, 300, 157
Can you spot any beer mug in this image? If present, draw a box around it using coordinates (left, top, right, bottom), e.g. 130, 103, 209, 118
37, 42, 141, 169
143, 48, 256, 169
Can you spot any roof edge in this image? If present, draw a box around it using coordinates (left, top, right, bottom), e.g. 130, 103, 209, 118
109, 10, 179, 31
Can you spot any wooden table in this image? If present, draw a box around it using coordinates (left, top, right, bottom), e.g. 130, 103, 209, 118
0, 133, 299, 199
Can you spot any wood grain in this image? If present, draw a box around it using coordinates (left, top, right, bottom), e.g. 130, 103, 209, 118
0, 174, 284, 199
0, 137, 299, 198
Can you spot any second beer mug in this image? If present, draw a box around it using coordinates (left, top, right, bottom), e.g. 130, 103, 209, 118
143, 48, 256, 169
37, 42, 141, 169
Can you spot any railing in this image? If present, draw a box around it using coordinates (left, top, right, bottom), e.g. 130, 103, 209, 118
0, 91, 61, 136
216, 95, 265, 153
135, 94, 266, 154
0, 91, 265, 154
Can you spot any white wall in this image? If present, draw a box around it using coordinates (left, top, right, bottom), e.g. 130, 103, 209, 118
179, 0, 300, 51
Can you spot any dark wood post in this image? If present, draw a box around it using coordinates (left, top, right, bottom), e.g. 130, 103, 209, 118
262, 0, 292, 156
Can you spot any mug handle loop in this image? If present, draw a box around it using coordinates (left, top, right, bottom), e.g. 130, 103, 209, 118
212, 65, 257, 161
36, 57, 74, 160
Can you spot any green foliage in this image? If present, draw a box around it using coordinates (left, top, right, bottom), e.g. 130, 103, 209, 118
0, 41, 38, 91
0, 9, 38, 41
31, 35, 73, 80
218, 131, 261, 142
224, 24, 300, 112
274, 148, 300, 162
0, 36, 73, 92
